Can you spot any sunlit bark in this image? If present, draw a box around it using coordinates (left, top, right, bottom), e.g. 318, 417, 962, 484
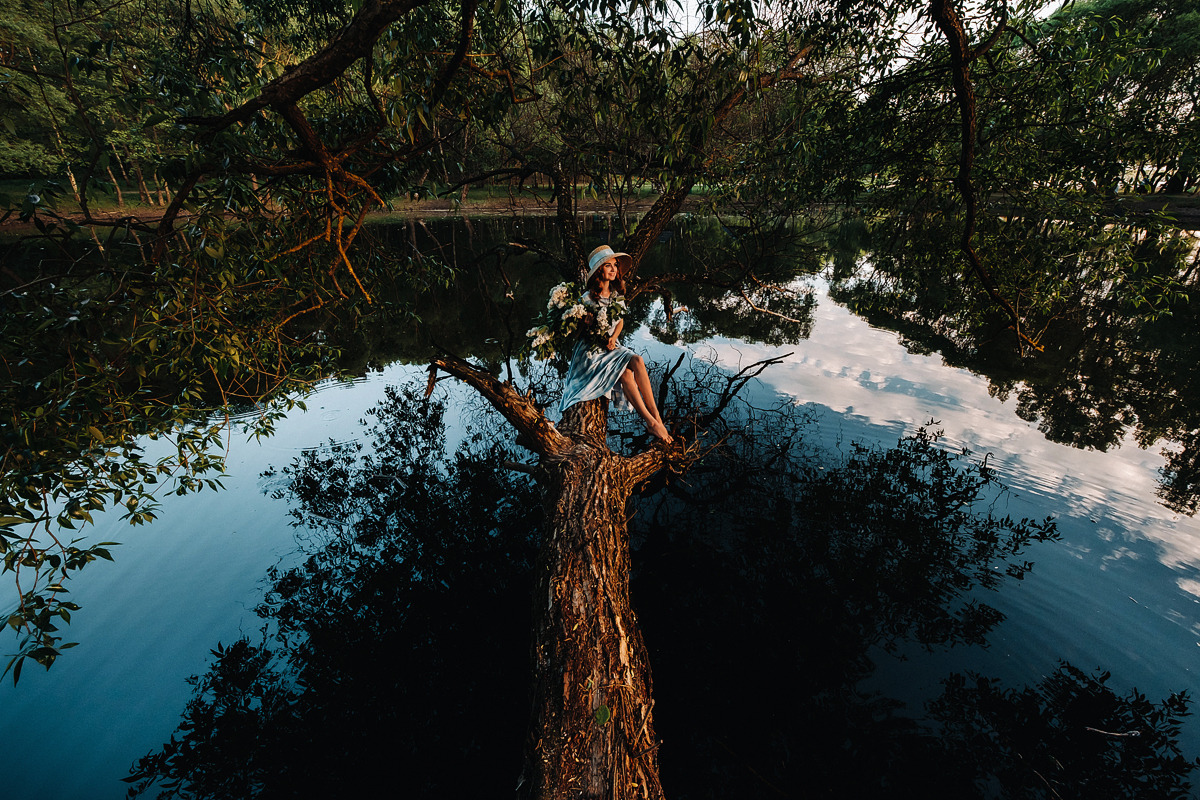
520, 399, 666, 799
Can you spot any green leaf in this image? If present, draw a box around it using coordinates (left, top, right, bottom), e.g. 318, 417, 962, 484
594, 704, 611, 726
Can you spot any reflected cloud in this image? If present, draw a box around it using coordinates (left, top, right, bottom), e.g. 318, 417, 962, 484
692, 285, 1198, 585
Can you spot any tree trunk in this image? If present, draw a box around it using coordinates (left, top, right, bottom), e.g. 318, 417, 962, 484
1163, 149, 1194, 195
127, 150, 152, 205
65, 165, 81, 205
521, 399, 664, 799
431, 317, 681, 800
107, 166, 125, 207
112, 146, 131, 184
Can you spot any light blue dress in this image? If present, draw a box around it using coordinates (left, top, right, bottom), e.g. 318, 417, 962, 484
559, 296, 635, 414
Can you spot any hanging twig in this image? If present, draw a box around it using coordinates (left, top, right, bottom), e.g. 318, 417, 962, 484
930, 0, 1043, 353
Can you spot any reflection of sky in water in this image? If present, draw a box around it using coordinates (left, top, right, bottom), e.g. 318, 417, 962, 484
0, 367, 453, 800
3, 283, 1199, 799
695, 285, 1193, 574
678, 283, 1200, 751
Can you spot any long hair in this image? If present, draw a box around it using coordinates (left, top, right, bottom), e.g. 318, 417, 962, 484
586, 271, 626, 298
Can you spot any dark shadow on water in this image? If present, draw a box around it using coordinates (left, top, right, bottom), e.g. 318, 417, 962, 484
126, 368, 1198, 799
125, 386, 540, 797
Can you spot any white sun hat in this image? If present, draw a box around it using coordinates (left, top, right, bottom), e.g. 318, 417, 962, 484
586, 244, 633, 282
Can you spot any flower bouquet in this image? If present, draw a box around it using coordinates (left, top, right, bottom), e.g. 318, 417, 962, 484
526, 282, 627, 365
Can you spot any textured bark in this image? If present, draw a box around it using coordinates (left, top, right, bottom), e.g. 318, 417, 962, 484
428, 353, 674, 796
520, 399, 664, 799
624, 183, 694, 277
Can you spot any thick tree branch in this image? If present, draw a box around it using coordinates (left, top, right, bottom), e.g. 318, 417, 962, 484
179, 0, 434, 135
429, 0, 480, 111
428, 354, 572, 458
152, 170, 201, 262
620, 45, 814, 283
623, 182, 695, 279
970, 5, 1009, 60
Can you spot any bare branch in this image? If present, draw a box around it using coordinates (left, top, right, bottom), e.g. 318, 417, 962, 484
429, 353, 572, 458
699, 353, 793, 428
657, 353, 686, 418
737, 287, 808, 325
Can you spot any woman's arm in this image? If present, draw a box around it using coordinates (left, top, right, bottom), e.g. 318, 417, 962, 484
607, 318, 624, 350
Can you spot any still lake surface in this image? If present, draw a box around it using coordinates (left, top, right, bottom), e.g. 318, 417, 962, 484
2, 271, 1198, 798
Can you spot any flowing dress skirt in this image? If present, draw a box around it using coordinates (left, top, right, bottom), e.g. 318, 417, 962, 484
559, 338, 636, 414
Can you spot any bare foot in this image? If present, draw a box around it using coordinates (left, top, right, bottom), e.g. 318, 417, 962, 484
647, 419, 673, 444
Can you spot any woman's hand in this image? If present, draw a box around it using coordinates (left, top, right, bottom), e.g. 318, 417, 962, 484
606, 336, 618, 351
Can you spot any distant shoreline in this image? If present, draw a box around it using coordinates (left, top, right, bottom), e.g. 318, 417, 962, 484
2, 192, 1197, 233
0, 194, 693, 234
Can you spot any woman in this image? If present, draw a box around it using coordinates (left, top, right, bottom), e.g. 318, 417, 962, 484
560, 245, 673, 443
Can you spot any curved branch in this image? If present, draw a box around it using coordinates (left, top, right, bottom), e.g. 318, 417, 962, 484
620, 45, 815, 283
930, 0, 1043, 353
970, 5, 1009, 60
697, 353, 793, 430
180, 0, 434, 136
623, 182, 695, 280
429, 354, 572, 458
429, 0, 480, 111
151, 170, 202, 262
440, 166, 539, 196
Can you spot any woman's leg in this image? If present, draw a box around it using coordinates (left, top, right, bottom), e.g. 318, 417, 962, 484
627, 355, 666, 424
620, 363, 672, 443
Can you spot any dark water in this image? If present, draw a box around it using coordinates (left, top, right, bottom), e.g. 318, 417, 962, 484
2, 216, 1198, 797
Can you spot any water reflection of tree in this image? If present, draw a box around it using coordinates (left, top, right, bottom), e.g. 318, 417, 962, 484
349, 215, 822, 372
629, 363, 1052, 795
128, 375, 1196, 798
833, 214, 1200, 514
930, 665, 1198, 800
127, 384, 540, 797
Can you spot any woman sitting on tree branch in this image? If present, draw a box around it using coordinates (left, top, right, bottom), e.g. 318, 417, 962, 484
528, 245, 673, 443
